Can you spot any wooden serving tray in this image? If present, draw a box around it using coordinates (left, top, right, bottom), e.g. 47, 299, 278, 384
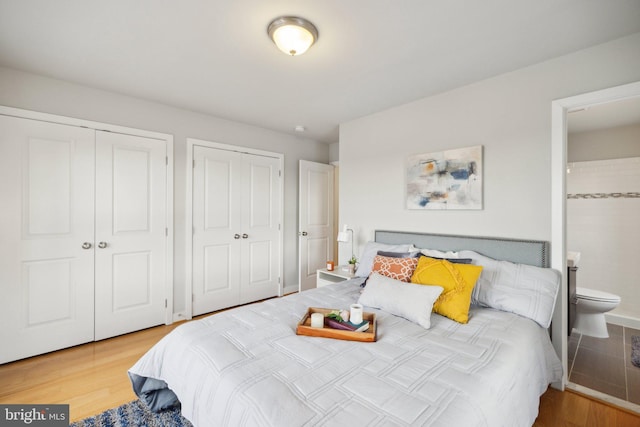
296, 307, 377, 342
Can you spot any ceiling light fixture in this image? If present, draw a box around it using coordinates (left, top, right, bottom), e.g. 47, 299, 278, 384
267, 16, 318, 56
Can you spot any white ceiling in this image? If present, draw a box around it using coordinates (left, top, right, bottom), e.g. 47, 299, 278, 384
1, 1, 640, 143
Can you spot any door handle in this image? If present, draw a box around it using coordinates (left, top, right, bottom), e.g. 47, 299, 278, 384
242, 234, 248, 239
234, 234, 241, 239
98, 241, 108, 249
300, 231, 308, 236
82, 242, 92, 249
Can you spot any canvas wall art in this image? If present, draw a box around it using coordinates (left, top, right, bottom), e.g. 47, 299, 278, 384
406, 145, 483, 210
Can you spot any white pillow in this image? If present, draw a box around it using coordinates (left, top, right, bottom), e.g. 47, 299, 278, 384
358, 272, 443, 329
355, 242, 412, 277
459, 250, 560, 328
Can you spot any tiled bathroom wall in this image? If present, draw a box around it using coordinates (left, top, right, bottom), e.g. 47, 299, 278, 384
566, 157, 640, 324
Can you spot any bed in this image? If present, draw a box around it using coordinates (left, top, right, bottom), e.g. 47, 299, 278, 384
129, 231, 562, 426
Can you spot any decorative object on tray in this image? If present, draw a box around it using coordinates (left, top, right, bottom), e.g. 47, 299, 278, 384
310, 312, 324, 328
296, 307, 376, 342
406, 145, 483, 210
350, 303, 363, 324
324, 307, 370, 332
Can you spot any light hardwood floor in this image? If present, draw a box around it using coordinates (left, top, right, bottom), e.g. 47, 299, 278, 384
1, 319, 640, 426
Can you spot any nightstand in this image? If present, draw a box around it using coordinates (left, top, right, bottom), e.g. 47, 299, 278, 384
316, 266, 356, 288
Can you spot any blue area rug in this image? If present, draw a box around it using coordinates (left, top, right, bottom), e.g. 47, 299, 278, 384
70, 400, 192, 427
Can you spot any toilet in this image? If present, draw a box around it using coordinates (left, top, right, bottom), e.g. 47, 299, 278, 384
573, 287, 621, 338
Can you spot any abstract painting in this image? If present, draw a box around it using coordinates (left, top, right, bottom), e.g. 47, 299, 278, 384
406, 145, 483, 210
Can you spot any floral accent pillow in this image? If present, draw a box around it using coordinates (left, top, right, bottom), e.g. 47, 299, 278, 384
371, 255, 419, 282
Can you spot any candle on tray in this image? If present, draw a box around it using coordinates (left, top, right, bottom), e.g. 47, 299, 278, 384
310, 312, 324, 328
350, 304, 363, 324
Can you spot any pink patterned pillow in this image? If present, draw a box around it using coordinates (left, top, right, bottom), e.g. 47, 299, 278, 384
371, 255, 419, 282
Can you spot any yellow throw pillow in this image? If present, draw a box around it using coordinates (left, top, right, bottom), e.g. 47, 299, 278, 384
410, 257, 483, 324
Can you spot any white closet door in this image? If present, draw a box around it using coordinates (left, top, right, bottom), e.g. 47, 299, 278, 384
192, 146, 281, 315
298, 160, 334, 292
192, 146, 242, 315
240, 154, 281, 303
93, 131, 167, 340
0, 115, 95, 363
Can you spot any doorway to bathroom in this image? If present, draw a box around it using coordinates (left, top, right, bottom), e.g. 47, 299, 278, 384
554, 84, 640, 411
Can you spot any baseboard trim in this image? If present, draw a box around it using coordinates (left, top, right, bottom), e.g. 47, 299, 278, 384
283, 285, 299, 295
605, 313, 640, 330
173, 311, 191, 322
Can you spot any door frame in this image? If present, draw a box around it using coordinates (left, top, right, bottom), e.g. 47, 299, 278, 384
185, 138, 284, 320
550, 80, 640, 390
0, 105, 175, 326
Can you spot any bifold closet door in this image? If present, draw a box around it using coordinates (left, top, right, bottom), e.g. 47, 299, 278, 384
192, 146, 281, 316
0, 115, 95, 364
192, 147, 243, 315
239, 153, 281, 303
93, 131, 168, 341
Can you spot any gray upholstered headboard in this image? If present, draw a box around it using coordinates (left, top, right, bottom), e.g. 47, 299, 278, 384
375, 230, 549, 267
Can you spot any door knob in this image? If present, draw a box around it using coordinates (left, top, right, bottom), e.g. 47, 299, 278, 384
82, 242, 92, 249
234, 234, 241, 239
301, 231, 308, 236
98, 241, 108, 249
242, 234, 248, 239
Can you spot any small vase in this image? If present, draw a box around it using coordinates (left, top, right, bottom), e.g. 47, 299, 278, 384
347, 264, 355, 274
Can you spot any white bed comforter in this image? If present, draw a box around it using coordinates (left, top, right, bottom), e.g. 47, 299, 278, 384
129, 280, 562, 427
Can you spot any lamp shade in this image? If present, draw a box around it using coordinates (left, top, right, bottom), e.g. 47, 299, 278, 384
268, 16, 318, 56
336, 230, 350, 242
336, 224, 351, 242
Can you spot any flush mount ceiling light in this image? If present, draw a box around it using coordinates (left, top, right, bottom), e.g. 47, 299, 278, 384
267, 16, 318, 56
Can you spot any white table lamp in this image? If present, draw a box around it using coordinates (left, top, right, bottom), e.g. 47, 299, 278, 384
337, 224, 354, 264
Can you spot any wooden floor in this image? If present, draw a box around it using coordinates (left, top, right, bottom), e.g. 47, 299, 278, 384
0, 322, 183, 422
1, 320, 640, 426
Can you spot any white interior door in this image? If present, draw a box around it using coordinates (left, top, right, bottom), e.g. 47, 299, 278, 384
298, 160, 334, 292
0, 115, 95, 363
94, 131, 167, 340
240, 154, 281, 303
192, 146, 242, 315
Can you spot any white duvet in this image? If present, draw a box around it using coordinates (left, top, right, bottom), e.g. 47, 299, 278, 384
129, 279, 562, 427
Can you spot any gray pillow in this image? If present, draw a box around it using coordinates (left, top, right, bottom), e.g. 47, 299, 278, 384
419, 254, 473, 264
377, 250, 420, 258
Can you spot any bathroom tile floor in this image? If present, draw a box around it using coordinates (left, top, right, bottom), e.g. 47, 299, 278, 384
569, 323, 640, 405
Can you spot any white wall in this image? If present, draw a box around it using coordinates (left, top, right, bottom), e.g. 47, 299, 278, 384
338, 33, 640, 256
569, 123, 640, 162
329, 142, 340, 163
566, 157, 640, 324
0, 66, 329, 316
